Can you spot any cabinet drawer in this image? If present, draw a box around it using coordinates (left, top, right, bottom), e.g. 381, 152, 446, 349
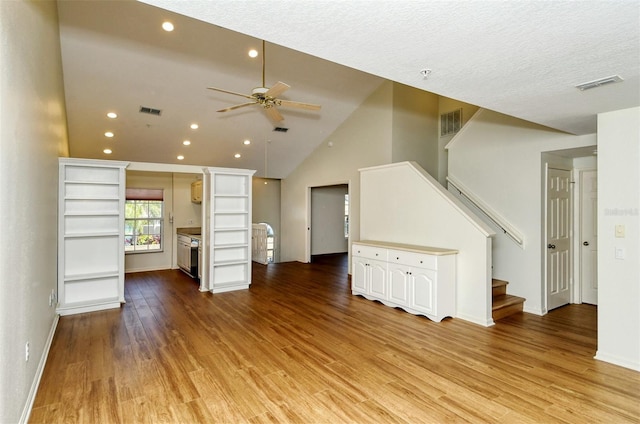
388, 250, 436, 270
352, 244, 388, 261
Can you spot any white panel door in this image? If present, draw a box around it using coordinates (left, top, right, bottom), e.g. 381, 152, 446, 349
580, 170, 598, 305
547, 168, 572, 310
252, 224, 268, 265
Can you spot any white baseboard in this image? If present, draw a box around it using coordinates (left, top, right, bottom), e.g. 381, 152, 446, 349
20, 314, 59, 424
595, 351, 640, 372
456, 312, 495, 327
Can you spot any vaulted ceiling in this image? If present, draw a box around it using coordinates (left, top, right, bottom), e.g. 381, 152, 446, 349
59, 0, 639, 178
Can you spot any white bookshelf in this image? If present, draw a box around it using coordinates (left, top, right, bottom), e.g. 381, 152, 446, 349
204, 168, 255, 294
58, 158, 128, 315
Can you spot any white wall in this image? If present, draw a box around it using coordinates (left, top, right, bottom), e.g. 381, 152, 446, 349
360, 162, 495, 325
252, 177, 281, 262
596, 107, 640, 371
0, 1, 69, 422
281, 81, 393, 263
311, 185, 348, 255
125, 171, 202, 272
447, 109, 596, 314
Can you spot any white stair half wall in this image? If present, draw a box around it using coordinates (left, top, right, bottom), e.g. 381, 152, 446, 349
359, 161, 496, 326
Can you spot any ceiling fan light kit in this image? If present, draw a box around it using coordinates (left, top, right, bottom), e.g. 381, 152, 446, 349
207, 40, 321, 123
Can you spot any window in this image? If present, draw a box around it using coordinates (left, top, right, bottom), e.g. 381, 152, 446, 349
125, 188, 163, 253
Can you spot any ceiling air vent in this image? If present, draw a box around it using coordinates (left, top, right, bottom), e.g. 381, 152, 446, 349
139, 106, 162, 116
575, 75, 623, 91
273, 127, 289, 133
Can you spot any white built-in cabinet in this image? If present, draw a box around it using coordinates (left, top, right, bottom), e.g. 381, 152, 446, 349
57, 158, 128, 316
204, 168, 256, 293
352, 241, 457, 322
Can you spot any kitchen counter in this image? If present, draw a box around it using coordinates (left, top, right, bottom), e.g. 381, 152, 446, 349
176, 227, 201, 238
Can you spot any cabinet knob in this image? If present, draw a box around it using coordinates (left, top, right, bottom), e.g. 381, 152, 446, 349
396, 257, 399, 260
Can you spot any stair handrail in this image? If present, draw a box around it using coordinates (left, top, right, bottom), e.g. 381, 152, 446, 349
447, 175, 525, 248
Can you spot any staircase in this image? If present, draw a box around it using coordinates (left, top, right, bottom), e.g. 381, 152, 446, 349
492, 279, 525, 320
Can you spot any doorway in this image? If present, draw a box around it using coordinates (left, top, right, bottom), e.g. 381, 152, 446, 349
543, 149, 598, 312
307, 184, 349, 263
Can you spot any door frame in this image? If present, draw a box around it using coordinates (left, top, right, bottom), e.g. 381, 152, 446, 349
305, 180, 350, 263
572, 167, 598, 304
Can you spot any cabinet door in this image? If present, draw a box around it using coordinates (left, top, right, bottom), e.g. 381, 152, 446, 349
411, 268, 436, 315
388, 264, 409, 305
352, 257, 368, 293
369, 260, 387, 298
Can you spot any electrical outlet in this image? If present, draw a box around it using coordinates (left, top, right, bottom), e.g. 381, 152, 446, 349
25, 342, 30, 362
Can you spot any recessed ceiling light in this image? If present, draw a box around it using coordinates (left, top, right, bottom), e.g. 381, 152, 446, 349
183, 140, 191, 146
162, 21, 174, 32
104, 131, 114, 138
103, 149, 112, 154
243, 139, 251, 145
234, 153, 241, 158
177, 155, 184, 160
190, 123, 199, 129
248, 49, 258, 58
107, 112, 117, 119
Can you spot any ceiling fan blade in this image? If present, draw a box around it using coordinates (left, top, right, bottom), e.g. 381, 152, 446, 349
264, 106, 284, 122
278, 99, 322, 111
207, 86, 254, 100
217, 102, 257, 112
265, 81, 290, 98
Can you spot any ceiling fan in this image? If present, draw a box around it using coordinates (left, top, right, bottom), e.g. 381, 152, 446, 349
207, 40, 321, 122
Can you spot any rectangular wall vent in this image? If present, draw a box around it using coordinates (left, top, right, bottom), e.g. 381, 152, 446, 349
575, 75, 623, 91
273, 127, 289, 132
440, 108, 462, 137
139, 106, 162, 116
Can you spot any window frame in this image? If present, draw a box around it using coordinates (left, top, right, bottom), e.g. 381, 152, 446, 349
124, 191, 164, 254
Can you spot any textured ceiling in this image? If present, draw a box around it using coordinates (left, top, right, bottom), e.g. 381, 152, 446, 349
59, 0, 640, 177
139, 0, 640, 136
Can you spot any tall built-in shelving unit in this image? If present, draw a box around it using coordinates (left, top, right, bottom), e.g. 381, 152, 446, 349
205, 168, 255, 293
58, 158, 128, 315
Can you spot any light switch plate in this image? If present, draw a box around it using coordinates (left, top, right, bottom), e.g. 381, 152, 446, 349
615, 224, 625, 238
615, 247, 626, 260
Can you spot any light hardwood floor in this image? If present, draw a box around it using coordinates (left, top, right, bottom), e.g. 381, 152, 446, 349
31, 254, 639, 423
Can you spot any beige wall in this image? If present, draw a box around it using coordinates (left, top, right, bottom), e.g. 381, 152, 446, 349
281, 81, 394, 263
391, 83, 439, 175
0, 2, 69, 422
438, 98, 480, 185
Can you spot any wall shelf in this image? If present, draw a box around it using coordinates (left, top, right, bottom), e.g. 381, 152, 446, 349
58, 158, 128, 316
205, 168, 255, 294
